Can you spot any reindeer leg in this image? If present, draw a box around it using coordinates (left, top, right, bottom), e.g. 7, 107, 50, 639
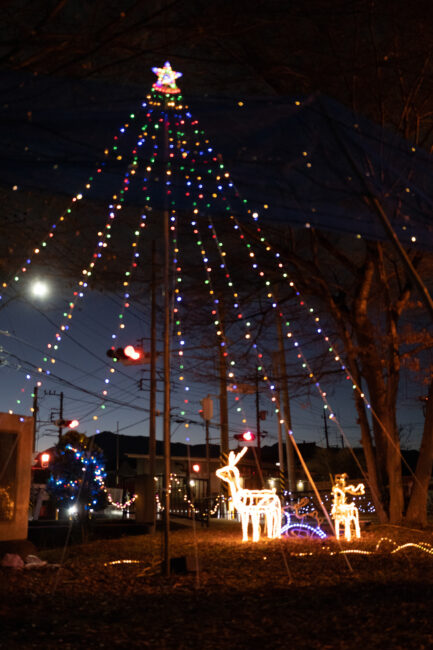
241, 512, 249, 542
252, 512, 260, 542
271, 511, 277, 538
265, 512, 272, 538
275, 508, 282, 538
354, 512, 361, 538
345, 517, 351, 541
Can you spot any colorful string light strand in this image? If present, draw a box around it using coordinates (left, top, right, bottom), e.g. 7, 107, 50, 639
13, 109, 155, 415
1, 110, 140, 300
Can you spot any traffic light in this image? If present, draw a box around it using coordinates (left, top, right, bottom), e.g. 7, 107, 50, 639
40, 452, 50, 468
234, 430, 257, 447
199, 396, 213, 420
55, 418, 80, 429
106, 345, 150, 365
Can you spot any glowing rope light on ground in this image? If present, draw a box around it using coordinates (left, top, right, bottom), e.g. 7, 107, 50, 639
331, 474, 365, 541
290, 537, 433, 559
216, 447, 282, 542
281, 498, 327, 539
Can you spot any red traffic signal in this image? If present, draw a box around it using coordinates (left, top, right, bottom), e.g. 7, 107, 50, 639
41, 453, 50, 468
55, 418, 79, 429
107, 345, 150, 365
234, 431, 257, 446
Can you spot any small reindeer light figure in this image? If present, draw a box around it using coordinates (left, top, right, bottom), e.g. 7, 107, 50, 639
331, 473, 365, 541
216, 447, 281, 542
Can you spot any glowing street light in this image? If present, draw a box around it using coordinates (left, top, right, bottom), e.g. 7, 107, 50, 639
30, 279, 50, 299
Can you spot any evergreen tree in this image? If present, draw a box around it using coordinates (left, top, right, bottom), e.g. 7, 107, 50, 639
46, 431, 108, 517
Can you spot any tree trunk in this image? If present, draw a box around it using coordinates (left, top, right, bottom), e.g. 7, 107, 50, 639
405, 377, 433, 526
363, 366, 404, 522
353, 392, 388, 523
385, 415, 405, 524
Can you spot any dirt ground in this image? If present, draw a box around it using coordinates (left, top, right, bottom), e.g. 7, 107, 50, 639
1, 520, 433, 649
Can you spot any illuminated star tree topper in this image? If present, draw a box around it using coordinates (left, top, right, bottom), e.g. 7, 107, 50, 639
152, 61, 182, 95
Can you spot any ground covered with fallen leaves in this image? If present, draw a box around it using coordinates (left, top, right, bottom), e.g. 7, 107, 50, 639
1, 519, 433, 649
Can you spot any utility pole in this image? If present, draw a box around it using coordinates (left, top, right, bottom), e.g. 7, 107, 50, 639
276, 408, 286, 494
275, 312, 296, 496
149, 239, 157, 534
200, 395, 213, 504
115, 422, 120, 487
32, 385, 39, 452
323, 407, 330, 449
255, 367, 261, 463
273, 352, 291, 493
58, 391, 64, 443
217, 298, 229, 457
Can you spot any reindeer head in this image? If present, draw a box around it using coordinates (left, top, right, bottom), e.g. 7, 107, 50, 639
216, 446, 248, 484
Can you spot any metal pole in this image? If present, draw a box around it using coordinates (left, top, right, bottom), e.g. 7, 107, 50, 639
149, 239, 157, 534
163, 104, 171, 577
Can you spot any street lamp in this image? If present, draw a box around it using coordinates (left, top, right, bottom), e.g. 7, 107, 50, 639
29, 279, 50, 299
0, 279, 51, 311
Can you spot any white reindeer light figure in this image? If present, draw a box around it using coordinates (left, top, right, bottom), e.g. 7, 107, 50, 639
216, 447, 282, 542
331, 473, 365, 541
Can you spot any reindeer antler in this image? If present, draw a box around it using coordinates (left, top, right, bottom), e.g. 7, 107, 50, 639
346, 483, 365, 496
232, 446, 248, 465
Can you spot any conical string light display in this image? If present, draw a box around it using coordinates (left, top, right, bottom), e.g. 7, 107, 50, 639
4, 60, 397, 533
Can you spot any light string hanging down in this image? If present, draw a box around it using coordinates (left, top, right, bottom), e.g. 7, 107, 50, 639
1, 111, 139, 301
181, 139, 374, 494
13, 109, 156, 416
173, 120, 341, 526
179, 102, 379, 434
171, 123, 352, 539
186, 216, 254, 435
